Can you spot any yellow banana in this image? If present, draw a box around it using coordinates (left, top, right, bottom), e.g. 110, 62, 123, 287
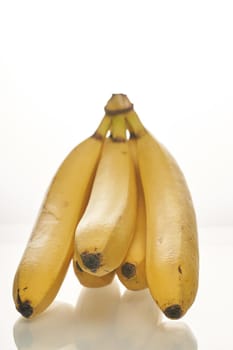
13, 115, 111, 318
126, 103, 199, 319
74, 95, 137, 277
117, 138, 147, 291
73, 260, 115, 288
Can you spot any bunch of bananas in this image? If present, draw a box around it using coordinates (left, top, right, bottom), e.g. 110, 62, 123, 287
13, 94, 199, 320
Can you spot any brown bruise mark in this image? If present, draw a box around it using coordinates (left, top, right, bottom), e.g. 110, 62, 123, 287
108, 133, 126, 143
42, 205, 59, 221
80, 252, 102, 273
178, 265, 182, 274
157, 237, 163, 244
112, 137, 126, 143
17, 289, 33, 318
92, 132, 104, 141
164, 304, 183, 319
63, 200, 69, 208
121, 262, 136, 279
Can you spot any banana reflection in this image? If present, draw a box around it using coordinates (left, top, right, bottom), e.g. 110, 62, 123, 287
14, 279, 197, 350
13, 301, 75, 350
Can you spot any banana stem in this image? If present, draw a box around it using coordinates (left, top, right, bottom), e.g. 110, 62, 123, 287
111, 115, 127, 142
126, 111, 147, 139
104, 93, 133, 116
93, 115, 111, 140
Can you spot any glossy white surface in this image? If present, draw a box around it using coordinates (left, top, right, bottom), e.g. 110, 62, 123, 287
1, 225, 233, 349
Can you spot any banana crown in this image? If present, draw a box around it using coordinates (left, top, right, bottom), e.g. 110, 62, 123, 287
99, 93, 148, 141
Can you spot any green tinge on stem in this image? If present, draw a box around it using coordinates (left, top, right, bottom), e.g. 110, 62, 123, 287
126, 111, 147, 139
111, 115, 127, 142
93, 115, 111, 140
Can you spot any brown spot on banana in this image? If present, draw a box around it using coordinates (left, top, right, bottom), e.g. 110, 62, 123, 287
16, 289, 33, 318
121, 262, 136, 279
80, 252, 102, 273
92, 132, 104, 141
164, 304, 183, 319
110, 136, 126, 143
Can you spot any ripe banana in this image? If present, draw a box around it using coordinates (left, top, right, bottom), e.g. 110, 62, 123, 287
13, 115, 110, 318
73, 260, 115, 288
13, 93, 199, 321
74, 108, 137, 277
126, 109, 199, 319
116, 138, 147, 291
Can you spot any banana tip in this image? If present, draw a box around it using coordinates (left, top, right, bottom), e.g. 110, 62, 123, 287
16, 289, 33, 318
80, 252, 102, 273
121, 262, 136, 279
164, 304, 183, 319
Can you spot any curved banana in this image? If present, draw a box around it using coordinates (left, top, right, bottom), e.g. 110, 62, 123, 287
73, 260, 115, 288
74, 96, 137, 277
126, 104, 199, 319
13, 115, 111, 318
117, 138, 147, 291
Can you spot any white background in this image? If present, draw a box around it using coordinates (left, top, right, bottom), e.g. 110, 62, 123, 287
1, 1, 233, 349
1, 0, 233, 231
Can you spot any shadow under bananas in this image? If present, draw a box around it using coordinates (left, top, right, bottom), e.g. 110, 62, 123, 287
13, 279, 197, 350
